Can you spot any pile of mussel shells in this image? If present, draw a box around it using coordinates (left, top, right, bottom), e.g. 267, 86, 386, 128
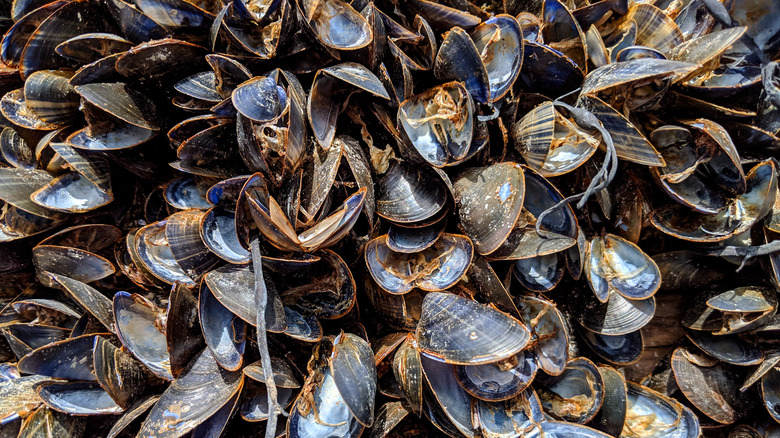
0, 0, 779, 435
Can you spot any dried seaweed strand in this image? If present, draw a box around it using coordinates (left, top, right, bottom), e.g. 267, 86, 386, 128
251, 237, 289, 438
707, 239, 780, 272
535, 101, 619, 237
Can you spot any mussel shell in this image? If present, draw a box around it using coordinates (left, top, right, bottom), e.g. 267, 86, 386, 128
33, 245, 115, 285
0, 168, 58, 218
74, 82, 159, 131
570, 288, 656, 336
115, 38, 209, 82
672, 347, 749, 424
470, 15, 524, 102
93, 336, 159, 409
296, 0, 372, 51
386, 220, 445, 254
137, 349, 243, 437
513, 252, 565, 292
375, 161, 447, 224
541, 0, 587, 71
0, 375, 48, 424
516, 295, 569, 376
516, 40, 583, 98
19, 0, 112, 79
420, 354, 475, 437
622, 3, 684, 54
240, 382, 294, 422
329, 333, 377, 427
200, 207, 250, 264
31, 172, 113, 213
578, 326, 643, 366
684, 329, 763, 366
1, 1, 68, 68
232, 76, 288, 123
36, 381, 122, 415
534, 357, 604, 423
55, 33, 132, 64
288, 365, 363, 438
23, 69, 80, 125
0, 127, 35, 169
398, 81, 474, 167
589, 366, 627, 437
365, 233, 473, 294
455, 350, 537, 401
417, 292, 530, 365
623, 381, 700, 437
165, 283, 206, 378
453, 162, 525, 255
243, 357, 300, 388
204, 264, 285, 330
166, 210, 221, 281
113, 292, 173, 381
199, 282, 245, 372
17, 334, 99, 381
47, 273, 115, 333
433, 27, 490, 104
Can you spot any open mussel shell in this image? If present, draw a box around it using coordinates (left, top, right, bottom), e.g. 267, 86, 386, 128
454, 162, 525, 255
587, 233, 661, 301
166, 209, 220, 280
113, 291, 173, 381
516, 295, 568, 376
534, 357, 604, 424
33, 245, 115, 286
578, 326, 643, 366
31, 172, 113, 213
470, 15, 523, 102
244, 357, 300, 389
433, 27, 489, 104
707, 286, 778, 335
199, 282, 245, 372
93, 336, 160, 409
0, 168, 59, 219
398, 81, 474, 167
35, 381, 123, 415
455, 350, 537, 401
420, 354, 475, 437
297, 0, 372, 51
204, 264, 285, 330
365, 233, 473, 294
200, 206, 250, 264
47, 273, 115, 333
513, 252, 565, 292
133, 220, 194, 285
672, 347, 750, 425
513, 101, 599, 177
138, 349, 243, 437
624, 381, 700, 437
17, 334, 100, 381
417, 292, 530, 365
685, 329, 762, 366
